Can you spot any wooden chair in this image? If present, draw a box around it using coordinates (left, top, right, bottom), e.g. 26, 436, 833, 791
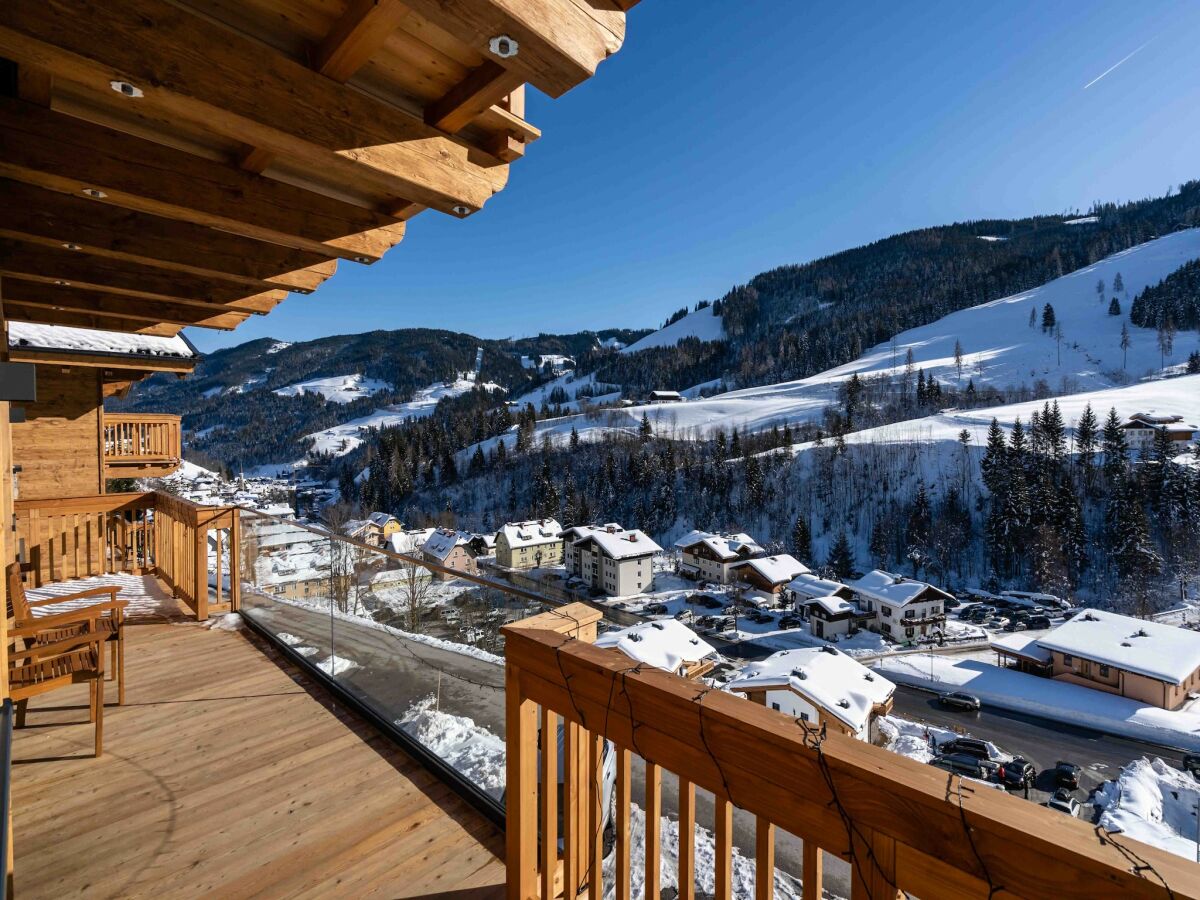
9, 607, 109, 757
6, 563, 128, 705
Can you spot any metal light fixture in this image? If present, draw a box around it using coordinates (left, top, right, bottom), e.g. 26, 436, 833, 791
452, 205, 471, 216
353, 256, 372, 264
82, 188, 107, 199
53, 281, 70, 286
489, 35, 518, 59
109, 80, 144, 98
62, 242, 82, 251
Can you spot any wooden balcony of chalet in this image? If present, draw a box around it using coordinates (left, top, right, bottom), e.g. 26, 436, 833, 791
101, 413, 182, 479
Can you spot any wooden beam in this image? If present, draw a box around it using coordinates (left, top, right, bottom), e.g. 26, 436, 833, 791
425, 60, 525, 133
0, 0, 509, 213
3, 304, 181, 336
0, 99, 405, 262
0, 281, 252, 330
16, 63, 51, 105
0, 239, 288, 309
394, 0, 626, 98
315, 0, 412, 81
0, 180, 337, 292
6, 347, 195, 374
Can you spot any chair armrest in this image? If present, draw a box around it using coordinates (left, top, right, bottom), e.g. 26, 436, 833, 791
13, 606, 111, 635
10, 631, 105, 664
27, 586, 120, 606
27, 599, 128, 623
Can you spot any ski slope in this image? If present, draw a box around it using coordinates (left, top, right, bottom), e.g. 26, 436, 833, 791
467, 231, 1200, 456
621, 305, 724, 354
307, 377, 502, 457
273, 373, 392, 403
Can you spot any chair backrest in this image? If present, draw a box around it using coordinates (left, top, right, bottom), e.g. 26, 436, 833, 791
6, 563, 31, 623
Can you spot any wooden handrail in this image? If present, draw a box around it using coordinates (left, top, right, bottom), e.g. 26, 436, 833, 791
101, 413, 181, 467
501, 608, 1200, 900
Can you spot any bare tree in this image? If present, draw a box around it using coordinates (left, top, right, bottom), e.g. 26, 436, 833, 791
1120, 323, 1131, 370
395, 556, 437, 632
953, 339, 965, 385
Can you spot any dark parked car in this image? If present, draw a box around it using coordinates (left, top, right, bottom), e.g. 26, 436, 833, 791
938, 691, 982, 712
998, 757, 1036, 790
1026, 615, 1052, 630
1181, 753, 1200, 778
1046, 788, 1081, 817
692, 594, 723, 609
1054, 761, 1081, 790
929, 753, 999, 781
939, 737, 992, 760
645, 603, 668, 615
778, 616, 803, 630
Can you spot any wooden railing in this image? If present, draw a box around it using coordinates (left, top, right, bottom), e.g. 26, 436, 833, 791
502, 604, 1200, 900
13, 491, 239, 621
101, 413, 182, 478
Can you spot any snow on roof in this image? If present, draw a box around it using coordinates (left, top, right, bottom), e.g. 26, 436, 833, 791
807, 595, 856, 616
9, 322, 196, 359
989, 632, 1053, 664
389, 528, 435, 555
1035, 610, 1200, 685
595, 619, 715, 673
368, 512, 398, 527
422, 528, 473, 561
674, 529, 764, 560
500, 518, 563, 549
563, 524, 662, 559
726, 648, 894, 733
787, 572, 852, 600
851, 569, 951, 607
730, 554, 808, 586
343, 518, 370, 536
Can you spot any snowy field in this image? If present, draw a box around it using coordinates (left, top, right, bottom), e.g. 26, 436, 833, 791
463, 231, 1200, 458
876, 655, 1200, 750
620, 305, 725, 354
306, 377, 503, 456
273, 373, 393, 403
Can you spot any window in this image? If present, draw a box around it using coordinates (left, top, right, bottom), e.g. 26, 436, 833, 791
881, 623, 891, 634
771, 702, 781, 711
1099, 665, 1110, 677
1063, 654, 1073, 665
799, 711, 809, 722
881, 607, 892, 617
903, 610, 914, 619
905, 628, 914, 638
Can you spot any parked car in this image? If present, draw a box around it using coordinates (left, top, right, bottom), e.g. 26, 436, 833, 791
1054, 761, 1081, 790
1045, 788, 1081, 817
692, 594, 723, 609
938, 691, 982, 712
1026, 615, 1052, 630
939, 737, 992, 760
779, 616, 804, 630
929, 753, 999, 781
998, 757, 1036, 790
1181, 753, 1200, 779
1002, 621, 1028, 632
674, 609, 694, 622
645, 603, 669, 615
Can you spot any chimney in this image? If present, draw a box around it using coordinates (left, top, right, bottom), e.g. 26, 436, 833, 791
607, 525, 616, 534
630, 533, 638, 542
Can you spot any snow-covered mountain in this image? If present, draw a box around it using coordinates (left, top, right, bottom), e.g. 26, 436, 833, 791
620, 305, 724, 354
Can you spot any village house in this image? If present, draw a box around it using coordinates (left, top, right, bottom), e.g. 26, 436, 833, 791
420, 528, 479, 581
726, 647, 896, 742
850, 569, 952, 642
1029, 610, 1200, 710
647, 390, 684, 403
468, 533, 497, 558
786, 573, 873, 639
344, 512, 402, 547
595, 619, 717, 679
727, 554, 810, 603
388, 527, 436, 557
674, 529, 766, 584
1121, 413, 1198, 457
495, 518, 563, 569
561, 523, 661, 596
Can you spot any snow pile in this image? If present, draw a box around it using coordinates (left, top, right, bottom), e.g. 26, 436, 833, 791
314, 654, 359, 676
1064, 216, 1100, 225
875, 655, 1200, 750
605, 803, 803, 900
1094, 758, 1199, 859
878, 715, 1005, 763
205, 613, 244, 632
621, 306, 725, 354
273, 373, 393, 403
395, 696, 506, 799
9, 322, 195, 358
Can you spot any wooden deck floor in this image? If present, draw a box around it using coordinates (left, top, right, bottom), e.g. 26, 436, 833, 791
10, 608, 506, 899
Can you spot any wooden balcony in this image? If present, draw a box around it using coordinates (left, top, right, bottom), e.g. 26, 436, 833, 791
502, 604, 1200, 900
102, 413, 182, 479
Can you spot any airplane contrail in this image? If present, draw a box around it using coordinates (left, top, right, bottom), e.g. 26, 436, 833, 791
1084, 39, 1152, 89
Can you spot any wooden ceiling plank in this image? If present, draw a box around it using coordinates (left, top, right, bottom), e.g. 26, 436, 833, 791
1, 278, 275, 322
0, 99, 405, 261
3, 304, 183, 336
425, 59, 524, 133
4, 293, 247, 330
0, 179, 337, 293
0, 0, 509, 212
16, 63, 52, 105
394, 0, 625, 98
0, 238, 291, 307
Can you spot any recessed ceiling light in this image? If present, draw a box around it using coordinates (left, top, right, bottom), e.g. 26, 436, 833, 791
353, 256, 372, 264
109, 80, 143, 98
82, 188, 107, 199
53, 280, 70, 286
62, 242, 82, 251
452, 205, 471, 216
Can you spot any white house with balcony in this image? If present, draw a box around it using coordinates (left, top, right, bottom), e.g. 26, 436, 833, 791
850, 569, 951, 643
674, 529, 765, 584
561, 523, 662, 596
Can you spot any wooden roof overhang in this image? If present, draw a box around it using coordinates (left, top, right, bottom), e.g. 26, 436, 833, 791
0, 0, 639, 339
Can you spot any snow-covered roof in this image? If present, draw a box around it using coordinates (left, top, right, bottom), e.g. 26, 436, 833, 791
368, 512, 398, 527
422, 528, 473, 562
389, 528, 435, 556
787, 572, 853, 600
851, 570, 952, 607
649, 390, 683, 400
1035, 610, 1200, 685
726, 648, 895, 733
674, 529, 764, 560
500, 518, 563, 549
989, 632, 1053, 664
730, 554, 808, 586
595, 619, 715, 673
343, 518, 371, 536
807, 595, 856, 616
9, 322, 196, 359
562, 524, 662, 559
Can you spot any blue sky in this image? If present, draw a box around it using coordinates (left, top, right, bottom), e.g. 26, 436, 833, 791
190, 1, 1200, 352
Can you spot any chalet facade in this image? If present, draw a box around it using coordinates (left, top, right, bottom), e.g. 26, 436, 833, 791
851, 569, 951, 643
727, 554, 809, 601
787, 573, 873, 639
648, 391, 683, 403
561, 524, 661, 596
674, 529, 765, 584
420, 529, 479, 581
1121, 413, 1197, 457
495, 518, 563, 569
344, 512, 401, 547
727, 647, 896, 742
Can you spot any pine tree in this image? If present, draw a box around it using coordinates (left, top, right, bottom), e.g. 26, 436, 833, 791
905, 483, 933, 576
791, 515, 812, 562
869, 518, 890, 568
1120, 323, 1131, 370
1108, 297, 1121, 316
981, 419, 1008, 496
1113, 271, 1125, 295
639, 412, 652, 442
1101, 407, 1128, 481
1043, 400, 1066, 461
1075, 403, 1098, 474
569, 426, 580, 452
827, 532, 856, 579
953, 339, 965, 385
468, 445, 485, 476
1041, 303, 1056, 332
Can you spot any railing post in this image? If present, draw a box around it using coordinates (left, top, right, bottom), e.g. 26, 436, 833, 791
850, 827, 901, 900
193, 517, 207, 621
229, 511, 241, 612
505, 663, 538, 900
